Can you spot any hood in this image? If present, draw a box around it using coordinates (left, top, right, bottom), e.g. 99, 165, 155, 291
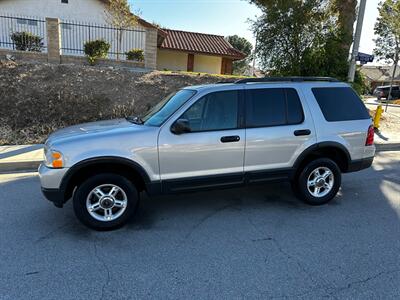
46, 119, 139, 145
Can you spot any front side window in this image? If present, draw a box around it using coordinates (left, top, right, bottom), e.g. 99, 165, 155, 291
181, 90, 239, 132
245, 88, 304, 127
142, 89, 196, 126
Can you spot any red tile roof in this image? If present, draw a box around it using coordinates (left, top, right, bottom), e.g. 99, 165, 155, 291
159, 29, 247, 60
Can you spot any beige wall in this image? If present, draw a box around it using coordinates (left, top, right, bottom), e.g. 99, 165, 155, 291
193, 54, 222, 74
157, 49, 188, 71
157, 49, 223, 74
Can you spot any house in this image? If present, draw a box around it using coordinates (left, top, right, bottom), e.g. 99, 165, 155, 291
0, 0, 247, 74
0, 0, 118, 24
361, 65, 400, 91
157, 29, 246, 74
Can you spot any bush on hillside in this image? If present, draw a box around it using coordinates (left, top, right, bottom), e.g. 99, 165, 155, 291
125, 48, 144, 61
11, 32, 44, 52
84, 40, 111, 65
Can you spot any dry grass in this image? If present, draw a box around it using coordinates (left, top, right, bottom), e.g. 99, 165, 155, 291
0, 61, 239, 145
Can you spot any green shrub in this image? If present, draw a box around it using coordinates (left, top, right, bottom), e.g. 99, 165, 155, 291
10, 32, 44, 52
125, 49, 144, 61
351, 69, 369, 96
83, 40, 111, 65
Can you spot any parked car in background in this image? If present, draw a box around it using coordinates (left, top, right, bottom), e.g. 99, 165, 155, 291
373, 85, 400, 101
39, 77, 375, 230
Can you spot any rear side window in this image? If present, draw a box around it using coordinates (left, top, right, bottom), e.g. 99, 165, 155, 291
245, 88, 304, 127
312, 87, 370, 122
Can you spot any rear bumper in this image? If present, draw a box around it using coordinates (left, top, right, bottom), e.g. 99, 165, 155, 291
346, 156, 374, 173
41, 187, 64, 208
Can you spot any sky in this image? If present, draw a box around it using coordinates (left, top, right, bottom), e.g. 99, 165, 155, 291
132, 0, 381, 60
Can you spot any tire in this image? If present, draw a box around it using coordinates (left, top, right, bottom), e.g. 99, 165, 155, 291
73, 173, 139, 230
294, 158, 341, 206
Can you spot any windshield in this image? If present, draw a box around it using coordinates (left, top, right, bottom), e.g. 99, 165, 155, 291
142, 89, 196, 126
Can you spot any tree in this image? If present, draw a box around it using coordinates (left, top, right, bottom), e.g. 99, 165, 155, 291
249, 0, 362, 84
225, 35, 253, 75
250, 0, 328, 75
330, 0, 357, 55
375, 0, 400, 63
104, 0, 137, 60
374, 0, 400, 87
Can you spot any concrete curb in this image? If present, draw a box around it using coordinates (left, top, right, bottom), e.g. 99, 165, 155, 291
1, 143, 400, 174
375, 143, 400, 152
0, 161, 42, 174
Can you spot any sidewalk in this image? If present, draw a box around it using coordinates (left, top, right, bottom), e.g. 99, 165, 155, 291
0, 144, 44, 173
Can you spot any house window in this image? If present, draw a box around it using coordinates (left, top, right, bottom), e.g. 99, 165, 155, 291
61, 23, 72, 30
17, 18, 27, 25
16, 18, 37, 26
61, 0, 68, 3
28, 20, 38, 26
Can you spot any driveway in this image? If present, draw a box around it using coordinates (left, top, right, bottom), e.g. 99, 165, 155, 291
0, 151, 399, 299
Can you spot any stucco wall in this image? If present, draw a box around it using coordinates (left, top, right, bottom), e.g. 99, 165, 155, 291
0, 0, 147, 58
193, 54, 222, 74
0, 0, 108, 23
157, 49, 188, 71
157, 49, 223, 74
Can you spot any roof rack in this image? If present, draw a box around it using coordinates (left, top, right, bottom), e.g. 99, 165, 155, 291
216, 80, 236, 84
235, 77, 340, 84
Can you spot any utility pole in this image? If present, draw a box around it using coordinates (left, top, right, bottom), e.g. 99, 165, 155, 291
348, 0, 368, 82
386, 60, 398, 112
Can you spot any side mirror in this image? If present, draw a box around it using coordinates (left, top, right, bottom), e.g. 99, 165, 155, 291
171, 119, 191, 134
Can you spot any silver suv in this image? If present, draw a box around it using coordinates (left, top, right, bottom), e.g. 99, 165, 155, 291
39, 77, 375, 230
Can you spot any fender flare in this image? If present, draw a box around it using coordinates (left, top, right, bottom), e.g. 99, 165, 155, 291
60, 156, 152, 199
293, 142, 351, 172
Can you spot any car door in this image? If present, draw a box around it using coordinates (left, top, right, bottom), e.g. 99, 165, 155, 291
158, 89, 246, 192
244, 86, 316, 181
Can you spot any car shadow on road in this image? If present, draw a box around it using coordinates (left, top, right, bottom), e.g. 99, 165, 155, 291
0, 153, 399, 239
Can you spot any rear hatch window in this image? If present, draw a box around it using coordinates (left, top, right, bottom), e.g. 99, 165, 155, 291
312, 87, 370, 122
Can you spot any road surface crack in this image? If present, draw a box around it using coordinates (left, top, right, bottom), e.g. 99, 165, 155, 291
183, 203, 234, 241
93, 239, 111, 300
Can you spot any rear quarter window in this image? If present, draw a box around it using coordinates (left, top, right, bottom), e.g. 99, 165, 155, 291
312, 87, 370, 122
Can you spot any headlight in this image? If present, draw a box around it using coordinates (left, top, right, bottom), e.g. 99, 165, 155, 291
44, 148, 64, 168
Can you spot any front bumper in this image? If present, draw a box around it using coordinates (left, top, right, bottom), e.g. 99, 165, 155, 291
39, 164, 69, 208
41, 187, 64, 208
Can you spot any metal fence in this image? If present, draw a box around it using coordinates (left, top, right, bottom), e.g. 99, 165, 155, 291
60, 20, 146, 60
0, 15, 47, 52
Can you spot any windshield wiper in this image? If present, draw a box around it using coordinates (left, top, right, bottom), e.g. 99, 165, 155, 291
126, 116, 144, 125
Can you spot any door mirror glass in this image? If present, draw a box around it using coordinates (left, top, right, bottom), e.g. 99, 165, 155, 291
171, 119, 191, 134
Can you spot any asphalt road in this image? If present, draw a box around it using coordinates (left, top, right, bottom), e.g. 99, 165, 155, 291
0, 152, 400, 300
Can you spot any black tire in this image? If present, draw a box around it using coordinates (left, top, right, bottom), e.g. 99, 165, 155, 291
73, 173, 139, 231
294, 158, 341, 206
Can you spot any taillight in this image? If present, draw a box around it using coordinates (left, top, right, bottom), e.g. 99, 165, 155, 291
366, 125, 374, 146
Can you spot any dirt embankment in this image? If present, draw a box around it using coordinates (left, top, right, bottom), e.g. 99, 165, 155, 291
0, 61, 232, 145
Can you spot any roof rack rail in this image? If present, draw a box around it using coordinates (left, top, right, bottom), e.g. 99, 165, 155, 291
235, 77, 340, 84
216, 80, 236, 84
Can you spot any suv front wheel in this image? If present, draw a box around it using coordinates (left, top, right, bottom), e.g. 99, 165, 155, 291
294, 158, 341, 205
73, 173, 139, 230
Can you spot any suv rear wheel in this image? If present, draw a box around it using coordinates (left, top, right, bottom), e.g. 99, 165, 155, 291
73, 173, 139, 230
294, 158, 341, 205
